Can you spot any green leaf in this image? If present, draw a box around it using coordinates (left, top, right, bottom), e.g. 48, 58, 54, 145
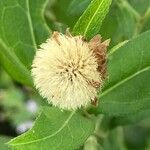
67, 0, 91, 16
0, 136, 11, 150
146, 139, 150, 150
8, 107, 95, 150
0, 0, 50, 86
46, 0, 73, 29
89, 30, 150, 116
0, 68, 13, 88
100, 1, 136, 48
73, 0, 112, 39
112, 110, 150, 126
128, 0, 150, 15
123, 124, 149, 149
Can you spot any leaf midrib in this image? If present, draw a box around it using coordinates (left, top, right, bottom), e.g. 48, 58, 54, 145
26, 0, 37, 50
0, 38, 32, 82
83, 0, 105, 36
100, 66, 150, 98
10, 111, 76, 146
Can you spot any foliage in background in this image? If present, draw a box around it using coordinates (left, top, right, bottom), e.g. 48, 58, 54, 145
0, 0, 150, 150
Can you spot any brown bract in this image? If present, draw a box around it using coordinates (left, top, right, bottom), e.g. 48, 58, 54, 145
89, 35, 110, 80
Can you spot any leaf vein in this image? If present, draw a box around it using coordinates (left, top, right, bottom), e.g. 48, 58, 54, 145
10, 111, 76, 146
83, 0, 104, 36
26, 0, 37, 50
100, 66, 150, 97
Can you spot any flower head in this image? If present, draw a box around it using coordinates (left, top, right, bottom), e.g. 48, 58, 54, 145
31, 31, 109, 110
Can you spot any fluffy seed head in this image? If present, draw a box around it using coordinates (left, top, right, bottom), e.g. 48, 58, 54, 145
31, 31, 109, 110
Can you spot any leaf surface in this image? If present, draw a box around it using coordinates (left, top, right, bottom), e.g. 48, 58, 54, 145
8, 107, 95, 150
73, 0, 112, 39
90, 30, 150, 116
0, 136, 11, 150
0, 0, 50, 86
67, 0, 91, 16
